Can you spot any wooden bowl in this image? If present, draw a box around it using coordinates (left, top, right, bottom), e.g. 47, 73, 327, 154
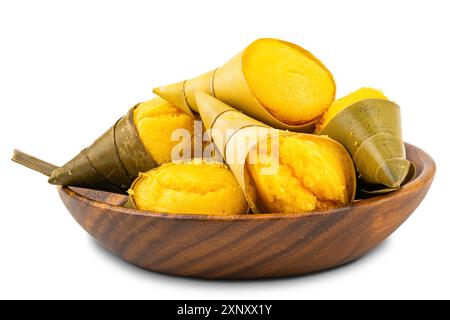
58, 143, 435, 279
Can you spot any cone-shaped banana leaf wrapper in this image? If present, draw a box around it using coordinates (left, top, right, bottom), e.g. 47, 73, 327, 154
48, 106, 156, 193
194, 92, 356, 213
154, 38, 336, 133
317, 98, 413, 193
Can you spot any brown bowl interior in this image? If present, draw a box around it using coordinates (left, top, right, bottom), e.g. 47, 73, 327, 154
58, 143, 435, 279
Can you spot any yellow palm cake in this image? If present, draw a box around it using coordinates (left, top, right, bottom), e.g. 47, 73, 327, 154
246, 134, 356, 213
134, 97, 195, 165
243, 38, 335, 124
129, 161, 248, 215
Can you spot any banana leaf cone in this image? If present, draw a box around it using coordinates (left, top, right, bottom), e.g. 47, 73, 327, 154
317, 98, 412, 191
194, 92, 356, 213
154, 38, 335, 133
47, 105, 156, 193
194, 91, 272, 212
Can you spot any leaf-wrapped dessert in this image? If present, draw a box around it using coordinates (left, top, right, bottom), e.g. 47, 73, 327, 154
133, 97, 196, 165
194, 91, 356, 213
14, 97, 195, 193
128, 160, 249, 215
154, 38, 335, 132
246, 135, 356, 212
315, 88, 412, 191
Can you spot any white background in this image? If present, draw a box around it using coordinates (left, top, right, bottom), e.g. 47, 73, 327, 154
1, 0, 449, 299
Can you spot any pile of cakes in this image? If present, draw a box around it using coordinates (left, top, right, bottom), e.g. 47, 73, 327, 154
14, 38, 412, 215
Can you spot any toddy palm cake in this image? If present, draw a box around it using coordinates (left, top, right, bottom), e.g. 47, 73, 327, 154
11, 37, 435, 279
154, 38, 335, 131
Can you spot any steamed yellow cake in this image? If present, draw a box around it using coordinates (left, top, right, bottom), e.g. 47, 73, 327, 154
134, 97, 195, 165
246, 134, 355, 213
129, 160, 248, 215
243, 38, 335, 125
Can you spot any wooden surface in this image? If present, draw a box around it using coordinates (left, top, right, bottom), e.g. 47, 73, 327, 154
58, 143, 435, 279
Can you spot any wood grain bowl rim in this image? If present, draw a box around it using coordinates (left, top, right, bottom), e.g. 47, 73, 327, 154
60, 143, 435, 221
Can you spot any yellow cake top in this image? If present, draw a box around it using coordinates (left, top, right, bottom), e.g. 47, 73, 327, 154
246, 134, 355, 213
129, 160, 248, 215
134, 97, 195, 165
243, 38, 336, 125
